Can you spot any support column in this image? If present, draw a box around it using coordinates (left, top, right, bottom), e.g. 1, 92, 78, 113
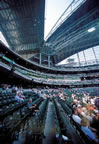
92, 47, 98, 64
83, 51, 87, 66
40, 53, 41, 65
48, 55, 50, 67
77, 53, 81, 67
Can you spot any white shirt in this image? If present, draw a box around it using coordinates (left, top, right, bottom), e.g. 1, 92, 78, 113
90, 99, 94, 105
72, 114, 81, 125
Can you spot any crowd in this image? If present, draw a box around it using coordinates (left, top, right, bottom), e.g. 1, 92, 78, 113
0, 84, 99, 143
70, 93, 99, 143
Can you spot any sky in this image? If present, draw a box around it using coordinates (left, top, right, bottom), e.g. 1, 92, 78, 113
44, 0, 72, 38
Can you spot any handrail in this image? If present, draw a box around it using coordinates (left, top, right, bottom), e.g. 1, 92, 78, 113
0, 57, 99, 85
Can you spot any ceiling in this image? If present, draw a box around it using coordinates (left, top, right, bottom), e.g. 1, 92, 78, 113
47, 0, 99, 64
0, 0, 45, 56
0, 0, 99, 65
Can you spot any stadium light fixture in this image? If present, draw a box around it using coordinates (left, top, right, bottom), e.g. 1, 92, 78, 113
88, 27, 96, 33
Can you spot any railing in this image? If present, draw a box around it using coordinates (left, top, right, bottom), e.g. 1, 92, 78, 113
0, 55, 99, 86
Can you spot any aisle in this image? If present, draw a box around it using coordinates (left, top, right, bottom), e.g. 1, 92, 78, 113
43, 101, 57, 144
56, 100, 83, 144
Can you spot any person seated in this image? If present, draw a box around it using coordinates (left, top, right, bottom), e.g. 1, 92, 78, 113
81, 107, 87, 116
27, 98, 38, 113
85, 111, 93, 122
77, 104, 82, 115
33, 88, 37, 94
80, 107, 93, 122
72, 108, 81, 125
95, 98, 99, 110
81, 117, 99, 143
72, 99, 78, 108
12, 85, 18, 93
78, 98, 81, 105
91, 111, 99, 137
15, 92, 24, 102
19, 91, 25, 99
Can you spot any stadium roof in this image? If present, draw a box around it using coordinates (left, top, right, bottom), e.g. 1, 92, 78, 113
0, 0, 99, 65
46, 0, 99, 64
0, 0, 45, 56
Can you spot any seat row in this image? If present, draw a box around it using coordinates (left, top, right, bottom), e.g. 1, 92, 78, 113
0, 96, 44, 143
11, 99, 49, 144
59, 98, 94, 144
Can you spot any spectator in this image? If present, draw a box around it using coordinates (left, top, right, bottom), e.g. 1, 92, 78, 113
12, 86, 18, 93
72, 99, 78, 108
81, 107, 93, 122
72, 108, 81, 125
91, 111, 99, 136
95, 98, 99, 110
19, 90, 25, 99
77, 104, 82, 114
27, 99, 38, 114
33, 88, 37, 94
81, 117, 99, 143
15, 91, 24, 102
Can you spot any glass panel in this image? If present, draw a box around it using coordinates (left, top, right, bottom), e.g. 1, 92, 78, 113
57, 46, 99, 66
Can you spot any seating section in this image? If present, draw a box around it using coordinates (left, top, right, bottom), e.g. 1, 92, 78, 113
12, 99, 49, 144
58, 98, 95, 144
0, 87, 98, 144
0, 89, 44, 143
54, 98, 83, 144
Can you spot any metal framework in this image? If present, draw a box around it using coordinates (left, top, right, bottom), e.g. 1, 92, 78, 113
0, 0, 45, 55
0, 0, 99, 67
45, 0, 86, 41
46, 0, 99, 64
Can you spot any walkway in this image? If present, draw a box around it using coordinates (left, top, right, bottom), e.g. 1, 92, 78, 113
43, 101, 57, 144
